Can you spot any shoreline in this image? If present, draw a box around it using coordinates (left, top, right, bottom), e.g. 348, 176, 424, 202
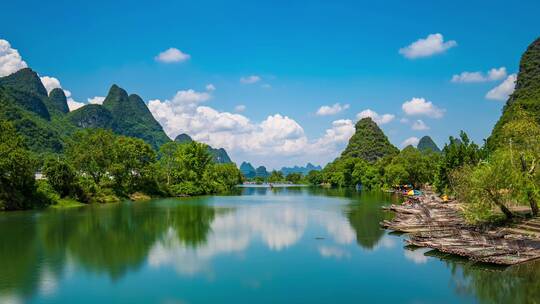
381, 190, 540, 265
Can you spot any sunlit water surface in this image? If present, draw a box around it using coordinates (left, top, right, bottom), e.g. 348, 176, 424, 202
1, 187, 539, 303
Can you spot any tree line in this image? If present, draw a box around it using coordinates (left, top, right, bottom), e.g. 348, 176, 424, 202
307, 112, 540, 224
0, 120, 242, 210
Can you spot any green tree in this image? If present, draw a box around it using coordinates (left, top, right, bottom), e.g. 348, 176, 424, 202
435, 131, 483, 193
110, 136, 157, 194
66, 129, 116, 185
286, 172, 303, 184
42, 157, 77, 198
306, 170, 323, 185
452, 149, 518, 223
268, 170, 284, 183
0, 120, 41, 210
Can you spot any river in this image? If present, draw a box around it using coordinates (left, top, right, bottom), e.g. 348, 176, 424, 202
0, 186, 539, 303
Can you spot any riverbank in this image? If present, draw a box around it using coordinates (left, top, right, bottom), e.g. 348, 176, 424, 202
381, 190, 540, 265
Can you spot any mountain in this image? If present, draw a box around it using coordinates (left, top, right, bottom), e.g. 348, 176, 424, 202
48, 88, 70, 114
0, 69, 172, 153
488, 37, 540, 149
281, 163, 322, 176
68, 104, 115, 129
340, 117, 399, 162
417, 136, 440, 153
173, 133, 233, 164
0, 68, 64, 153
239, 162, 256, 178
255, 166, 270, 178
101, 85, 170, 149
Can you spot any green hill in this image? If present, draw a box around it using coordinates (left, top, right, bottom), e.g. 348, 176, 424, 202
101, 85, 170, 149
417, 136, 440, 153
173, 133, 233, 164
240, 162, 256, 178
488, 37, 540, 149
340, 117, 399, 162
0, 68, 65, 153
48, 88, 70, 114
0, 69, 171, 153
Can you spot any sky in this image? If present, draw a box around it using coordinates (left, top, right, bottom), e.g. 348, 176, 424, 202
1, 0, 539, 169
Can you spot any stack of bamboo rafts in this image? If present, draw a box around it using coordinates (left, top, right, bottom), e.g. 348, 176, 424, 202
381, 191, 540, 265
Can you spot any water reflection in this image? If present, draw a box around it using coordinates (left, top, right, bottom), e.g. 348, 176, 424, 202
2, 187, 538, 303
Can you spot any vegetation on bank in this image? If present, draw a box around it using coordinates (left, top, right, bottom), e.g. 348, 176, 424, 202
0, 123, 242, 211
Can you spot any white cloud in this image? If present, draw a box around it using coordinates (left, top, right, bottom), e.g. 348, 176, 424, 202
402, 97, 444, 118
411, 119, 429, 131
148, 89, 308, 159
87, 96, 105, 105
39, 76, 62, 93
451, 67, 507, 83
0, 39, 27, 77
400, 117, 409, 124
316, 103, 350, 116
356, 109, 395, 125
235, 104, 246, 112
261, 83, 272, 89
404, 248, 429, 264
487, 67, 508, 81
485, 74, 517, 101
155, 48, 190, 63
318, 246, 350, 259
39, 75, 85, 111
401, 136, 420, 147
240, 75, 261, 84
399, 33, 457, 59
205, 84, 216, 91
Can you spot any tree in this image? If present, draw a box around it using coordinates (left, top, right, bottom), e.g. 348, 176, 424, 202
0, 120, 40, 210
66, 129, 116, 185
268, 171, 284, 183
286, 172, 303, 184
42, 157, 77, 198
306, 170, 323, 185
435, 131, 483, 193
110, 136, 157, 194
452, 150, 518, 223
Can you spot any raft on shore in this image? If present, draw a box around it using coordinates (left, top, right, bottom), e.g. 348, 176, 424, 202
380, 191, 540, 265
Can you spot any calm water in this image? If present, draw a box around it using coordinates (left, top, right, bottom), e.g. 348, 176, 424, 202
1, 187, 539, 304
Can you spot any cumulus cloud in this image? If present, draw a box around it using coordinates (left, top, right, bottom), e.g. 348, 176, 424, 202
235, 104, 246, 112
411, 119, 429, 131
205, 84, 216, 91
88, 96, 105, 105
451, 67, 507, 83
316, 103, 350, 116
240, 75, 261, 84
155, 48, 190, 63
485, 74, 517, 101
39, 75, 85, 111
402, 97, 444, 118
318, 246, 351, 259
356, 109, 395, 125
0, 39, 27, 76
39, 76, 62, 93
148, 89, 308, 158
399, 33, 457, 59
401, 136, 420, 147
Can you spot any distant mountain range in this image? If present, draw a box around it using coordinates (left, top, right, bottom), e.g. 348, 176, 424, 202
239, 162, 269, 179
0, 67, 234, 164
280, 163, 322, 176
417, 136, 440, 153
174, 133, 232, 164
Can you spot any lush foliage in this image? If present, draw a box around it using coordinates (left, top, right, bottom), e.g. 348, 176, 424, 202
0, 120, 49, 210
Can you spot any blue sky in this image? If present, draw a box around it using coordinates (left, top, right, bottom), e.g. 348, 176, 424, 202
1, 0, 539, 168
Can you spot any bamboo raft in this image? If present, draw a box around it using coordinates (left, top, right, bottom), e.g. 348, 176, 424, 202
381, 191, 540, 265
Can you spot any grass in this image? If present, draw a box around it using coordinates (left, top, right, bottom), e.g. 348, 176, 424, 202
49, 198, 85, 209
